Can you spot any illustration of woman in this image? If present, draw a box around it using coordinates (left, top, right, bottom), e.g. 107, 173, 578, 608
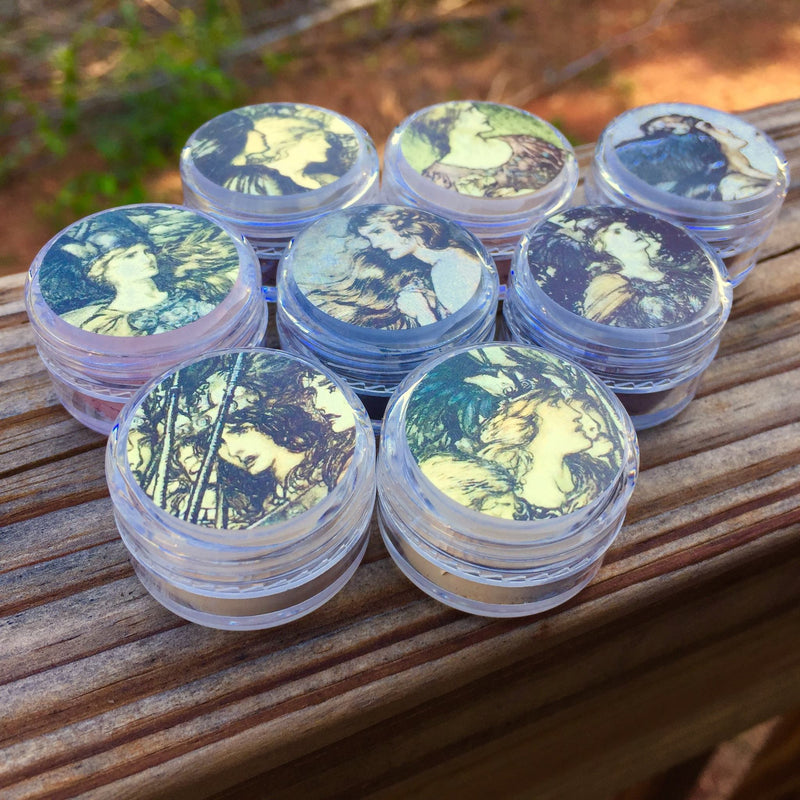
529, 207, 714, 328
190, 104, 359, 195
407, 347, 621, 519
128, 352, 355, 529
615, 113, 772, 201
42, 207, 239, 336
410, 102, 566, 197
299, 206, 485, 329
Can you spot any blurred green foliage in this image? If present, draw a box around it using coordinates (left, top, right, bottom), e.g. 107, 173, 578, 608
2, 0, 246, 222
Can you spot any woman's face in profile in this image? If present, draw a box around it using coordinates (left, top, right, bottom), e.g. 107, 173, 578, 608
454, 104, 492, 136
357, 218, 416, 259
218, 424, 278, 475
646, 115, 693, 136
91, 242, 157, 286
232, 117, 330, 168
535, 398, 596, 455
594, 221, 659, 262
305, 374, 353, 433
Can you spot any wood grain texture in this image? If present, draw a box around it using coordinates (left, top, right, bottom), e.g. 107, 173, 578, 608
1, 100, 799, 800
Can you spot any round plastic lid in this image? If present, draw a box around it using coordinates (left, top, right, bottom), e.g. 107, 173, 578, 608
282, 204, 497, 341
402, 343, 630, 522
36, 204, 243, 338
520, 205, 727, 332
123, 349, 358, 529
181, 103, 374, 216
399, 101, 573, 199
598, 102, 788, 212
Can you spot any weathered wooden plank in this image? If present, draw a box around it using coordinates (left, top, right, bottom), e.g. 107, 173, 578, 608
0, 100, 798, 800
0, 447, 108, 527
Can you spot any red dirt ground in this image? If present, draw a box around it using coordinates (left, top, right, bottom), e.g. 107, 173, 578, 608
2, 0, 799, 276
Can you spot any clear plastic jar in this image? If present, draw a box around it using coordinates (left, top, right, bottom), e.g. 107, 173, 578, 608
377, 342, 638, 617
276, 204, 499, 426
106, 347, 376, 630
381, 101, 578, 288
585, 102, 789, 286
180, 102, 380, 295
503, 205, 732, 429
25, 204, 267, 434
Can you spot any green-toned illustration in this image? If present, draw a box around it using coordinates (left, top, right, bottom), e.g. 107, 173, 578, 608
405, 345, 624, 521
526, 206, 716, 328
39, 206, 240, 336
127, 350, 356, 529
189, 103, 360, 196
614, 109, 774, 201
400, 101, 569, 198
291, 205, 486, 329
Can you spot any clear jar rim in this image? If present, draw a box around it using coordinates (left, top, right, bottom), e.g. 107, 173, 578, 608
595, 102, 789, 221
180, 103, 379, 224
108, 347, 376, 553
378, 341, 639, 554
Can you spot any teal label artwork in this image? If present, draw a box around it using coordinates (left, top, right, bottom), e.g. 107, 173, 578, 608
291, 205, 485, 329
189, 104, 360, 196
525, 206, 716, 328
404, 345, 625, 520
126, 350, 357, 528
400, 101, 569, 198
39, 206, 240, 337
611, 106, 778, 201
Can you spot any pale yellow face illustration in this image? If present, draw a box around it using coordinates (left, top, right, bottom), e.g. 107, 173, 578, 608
88, 243, 158, 286
126, 351, 357, 529
356, 220, 415, 259
304, 373, 356, 433
592, 221, 660, 263
404, 345, 625, 521
39, 206, 240, 337
232, 117, 331, 171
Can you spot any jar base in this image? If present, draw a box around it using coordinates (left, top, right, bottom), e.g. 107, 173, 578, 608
614, 374, 700, 430
379, 512, 602, 618
129, 532, 369, 630
49, 373, 124, 435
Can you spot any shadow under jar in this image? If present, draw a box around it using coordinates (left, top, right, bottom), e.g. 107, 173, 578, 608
276, 204, 500, 428
584, 102, 789, 287
106, 347, 376, 630
377, 342, 639, 617
381, 100, 578, 290
180, 102, 380, 297
25, 204, 267, 435
503, 204, 732, 430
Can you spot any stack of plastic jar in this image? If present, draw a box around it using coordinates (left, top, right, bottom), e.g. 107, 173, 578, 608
25, 204, 267, 434
504, 204, 732, 429
277, 204, 499, 425
585, 102, 789, 286
382, 100, 578, 288
180, 102, 380, 296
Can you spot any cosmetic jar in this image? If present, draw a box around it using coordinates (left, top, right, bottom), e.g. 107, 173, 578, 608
585, 102, 789, 286
106, 347, 376, 629
377, 342, 638, 617
180, 102, 380, 294
25, 204, 267, 435
381, 100, 578, 286
503, 204, 732, 429
276, 204, 500, 425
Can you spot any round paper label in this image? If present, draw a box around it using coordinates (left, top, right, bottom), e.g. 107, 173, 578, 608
404, 344, 625, 520
290, 205, 487, 329
187, 103, 361, 196
126, 350, 357, 528
39, 205, 240, 337
524, 206, 717, 328
400, 101, 571, 198
609, 103, 780, 202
